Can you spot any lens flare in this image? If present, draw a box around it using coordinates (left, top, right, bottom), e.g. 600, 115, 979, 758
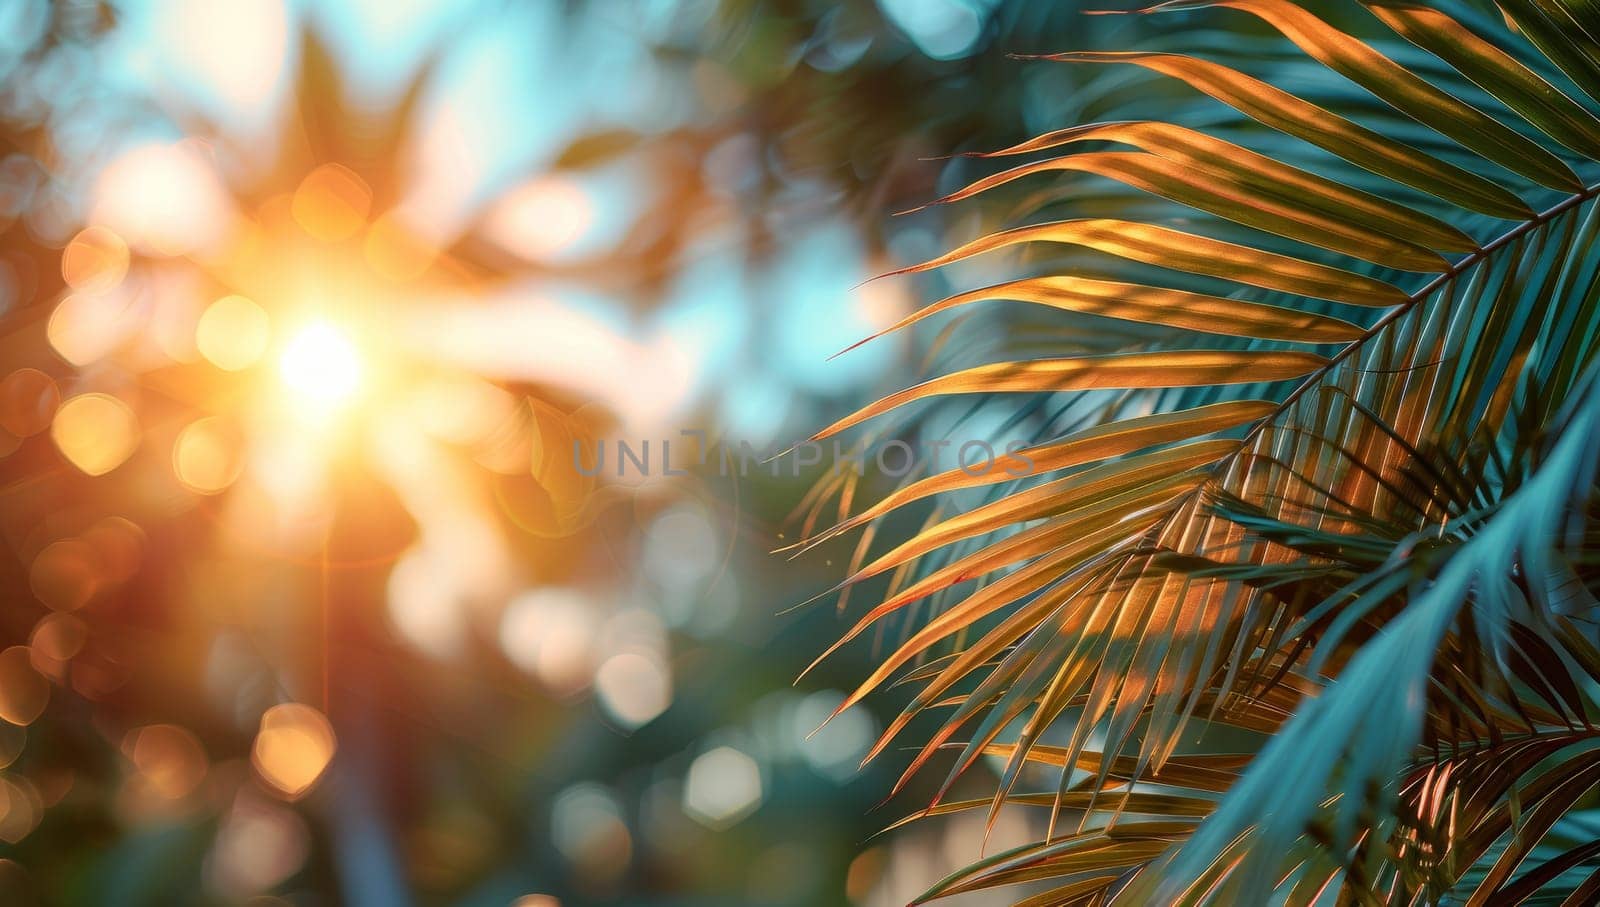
277, 322, 362, 409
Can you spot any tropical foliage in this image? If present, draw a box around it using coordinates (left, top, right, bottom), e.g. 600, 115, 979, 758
806, 0, 1600, 902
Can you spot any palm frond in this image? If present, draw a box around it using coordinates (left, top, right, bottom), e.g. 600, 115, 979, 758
812, 0, 1600, 902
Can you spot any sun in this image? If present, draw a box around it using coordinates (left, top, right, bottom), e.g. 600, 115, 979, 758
277, 321, 363, 409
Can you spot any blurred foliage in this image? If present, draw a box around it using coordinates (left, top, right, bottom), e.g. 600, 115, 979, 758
0, 2, 1161, 906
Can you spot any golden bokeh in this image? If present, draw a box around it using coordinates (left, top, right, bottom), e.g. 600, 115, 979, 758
0, 647, 49, 727
0, 726, 22, 771
196, 295, 271, 371
0, 776, 41, 844
124, 724, 208, 800
60, 225, 129, 293
0, 368, 60, 438
28, 540, 99, 612
68, 658, 127, 703
79, 516, 145, 583
174, 417, 245, 494
29, 614, 87, 677
251, 703, 336, 800
47, 293, 129, 366
208, 793, 310, 897
51, 393, 139, 476
291, 163, 371, 242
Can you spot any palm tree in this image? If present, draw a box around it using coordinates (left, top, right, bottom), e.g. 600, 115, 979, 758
806, 0, 1600, 903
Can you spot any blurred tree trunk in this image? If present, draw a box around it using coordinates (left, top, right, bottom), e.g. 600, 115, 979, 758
324, 466, 417, 907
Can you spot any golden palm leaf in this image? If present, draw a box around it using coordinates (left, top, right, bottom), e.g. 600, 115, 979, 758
811, 1, 1600, 902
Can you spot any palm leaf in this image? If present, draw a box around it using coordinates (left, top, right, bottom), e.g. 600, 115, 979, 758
810, 0, 1600, 903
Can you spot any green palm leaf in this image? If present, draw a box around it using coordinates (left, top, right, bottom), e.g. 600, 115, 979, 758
810, 0, 1600, 903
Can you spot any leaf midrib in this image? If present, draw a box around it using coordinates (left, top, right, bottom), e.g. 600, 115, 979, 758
1142, 180, 1600, 646
1245, 181, 1600, 449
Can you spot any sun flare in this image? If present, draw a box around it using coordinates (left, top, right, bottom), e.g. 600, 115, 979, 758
277, 321, 363, 409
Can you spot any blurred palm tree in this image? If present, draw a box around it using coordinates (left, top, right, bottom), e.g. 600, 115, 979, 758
0, 11, 718, 904
2, 3, 990, 904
